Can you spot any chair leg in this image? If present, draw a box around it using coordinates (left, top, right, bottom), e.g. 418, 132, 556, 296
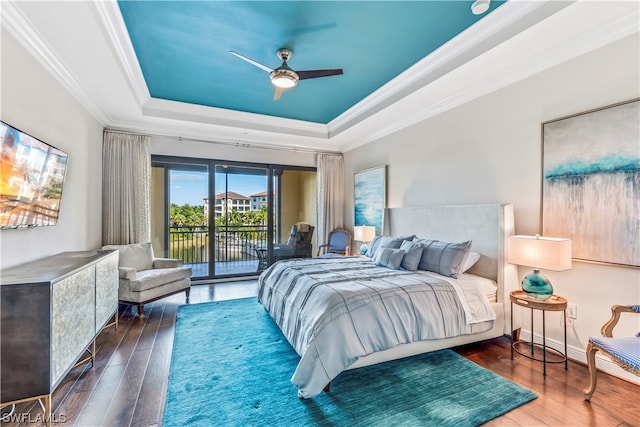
137, 304, 145, 316
185, 287, 191, 302
583, 342, 598, 401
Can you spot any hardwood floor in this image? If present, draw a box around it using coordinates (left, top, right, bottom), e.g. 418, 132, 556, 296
4, 281, 638, 426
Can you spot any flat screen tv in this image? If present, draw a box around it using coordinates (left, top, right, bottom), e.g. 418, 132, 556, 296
1, 121, 69, 229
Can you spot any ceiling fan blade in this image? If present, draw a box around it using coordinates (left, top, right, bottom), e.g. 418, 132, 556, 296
273, 86, 286, 101
297, 69, 343, 80
229, 51, 273, 72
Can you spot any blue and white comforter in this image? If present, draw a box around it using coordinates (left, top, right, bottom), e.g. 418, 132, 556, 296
257, 257, 496, 398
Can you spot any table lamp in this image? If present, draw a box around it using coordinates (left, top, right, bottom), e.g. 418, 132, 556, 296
353, 225, 376, 255
507, 235, 572, 300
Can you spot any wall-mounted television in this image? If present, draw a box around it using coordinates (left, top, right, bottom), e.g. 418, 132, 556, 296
1, 121, 69, 229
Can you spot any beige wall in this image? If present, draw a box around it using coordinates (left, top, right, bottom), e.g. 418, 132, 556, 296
343, 34, 640, 381
150, 166, 166, 256
279, 170, 318, 251
0, 29, 104, 269
298, 171, 318, 251
280, 171, 301, 243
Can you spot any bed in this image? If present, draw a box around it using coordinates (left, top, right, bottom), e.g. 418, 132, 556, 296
257, 203, 519, 398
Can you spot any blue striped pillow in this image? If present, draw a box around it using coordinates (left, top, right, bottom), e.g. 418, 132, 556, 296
400, 240, 423, 271
373, 247, 405, 270
415, 239, 472, 278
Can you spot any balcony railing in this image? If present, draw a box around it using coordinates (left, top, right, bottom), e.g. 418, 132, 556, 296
169, 224, 268, 264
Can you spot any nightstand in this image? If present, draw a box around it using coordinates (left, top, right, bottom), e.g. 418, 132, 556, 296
510, 290, 568, 376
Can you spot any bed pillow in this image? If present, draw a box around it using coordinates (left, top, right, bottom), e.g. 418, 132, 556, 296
416, 239, 472, 278
379, 236, 406, 249
373, 247, 405, 269
462, 251, 481, 273
365, 235, 383, 258
399, 240, 423, 271
367, 235, 404, 258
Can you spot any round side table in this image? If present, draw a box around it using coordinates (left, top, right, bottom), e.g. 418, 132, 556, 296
510, 290, 568, 376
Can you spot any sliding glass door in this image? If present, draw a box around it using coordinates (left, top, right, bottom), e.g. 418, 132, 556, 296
151, 156, 316, 280
213, 164, 268, 276
151, 161, 210, 276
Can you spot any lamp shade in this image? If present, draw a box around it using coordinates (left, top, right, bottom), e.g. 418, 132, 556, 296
508, 235, 571, 300
507, 235, 572, 271
353, 225, 376, 243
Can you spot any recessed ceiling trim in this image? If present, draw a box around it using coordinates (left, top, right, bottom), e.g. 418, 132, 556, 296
328, 0, 567, 138
92, 1, 150, 107
107, 117, 340, 154
143, 97, 329, 140
96, 0, 525, 141
2, 0, 110, 125
335, 0, 640, 152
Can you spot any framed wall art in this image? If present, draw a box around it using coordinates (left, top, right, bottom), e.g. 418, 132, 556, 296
542, 99, 639, 267
354, 165, 386, 235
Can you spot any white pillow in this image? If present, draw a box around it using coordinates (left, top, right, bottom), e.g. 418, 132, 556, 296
462, 251, 481, 273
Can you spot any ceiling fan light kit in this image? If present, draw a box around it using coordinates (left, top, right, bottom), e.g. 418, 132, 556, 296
230, 48, 343, 100
471, 0, 490, 15
270, 69, 298, 88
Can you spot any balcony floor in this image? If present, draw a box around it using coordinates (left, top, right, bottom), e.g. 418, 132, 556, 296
186, 260, 262, 278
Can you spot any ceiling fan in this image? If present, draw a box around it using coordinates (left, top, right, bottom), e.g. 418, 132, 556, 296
229, 48, 343, 100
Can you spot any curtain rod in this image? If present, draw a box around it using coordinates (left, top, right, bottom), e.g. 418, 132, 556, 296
104, 127, 341, 156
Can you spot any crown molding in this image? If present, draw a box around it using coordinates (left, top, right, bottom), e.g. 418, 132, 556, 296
336, 0, 640, 152
328, 0, 572, 139
1, 1, 111, 125
142, 97, 330, 140
92, 1, 150, 107
5, 0, 637, 154
107, 115, 339, 153
94, 1, 333, 140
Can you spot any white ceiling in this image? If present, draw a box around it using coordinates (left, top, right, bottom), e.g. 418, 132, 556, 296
1, 1, 638, 153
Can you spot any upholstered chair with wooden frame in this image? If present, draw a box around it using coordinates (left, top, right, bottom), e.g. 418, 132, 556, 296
584, 304, 640, 400
317, 228, 352, 257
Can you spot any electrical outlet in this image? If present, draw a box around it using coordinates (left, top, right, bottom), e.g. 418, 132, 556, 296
567, 303, 577, 319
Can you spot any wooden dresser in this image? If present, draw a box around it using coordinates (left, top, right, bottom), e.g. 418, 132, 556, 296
0, 250, 119, 422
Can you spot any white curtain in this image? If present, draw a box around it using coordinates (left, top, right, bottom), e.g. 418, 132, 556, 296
316, 153, 345, 246
102, 130, 151, 245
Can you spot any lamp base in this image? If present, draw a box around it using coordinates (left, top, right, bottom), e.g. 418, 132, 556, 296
521, 269, 553, 301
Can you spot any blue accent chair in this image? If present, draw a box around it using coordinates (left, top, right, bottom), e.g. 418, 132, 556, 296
584, 304, 640, 400
317, 229, 352, 257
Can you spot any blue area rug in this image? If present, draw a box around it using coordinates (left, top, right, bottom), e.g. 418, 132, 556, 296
163, 298, 536, 426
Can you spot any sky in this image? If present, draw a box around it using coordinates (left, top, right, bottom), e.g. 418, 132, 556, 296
169, 170, 267, 206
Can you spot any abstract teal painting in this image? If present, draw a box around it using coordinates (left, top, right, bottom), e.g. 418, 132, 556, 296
542, 99, 639, 267
354, 165, 386, 235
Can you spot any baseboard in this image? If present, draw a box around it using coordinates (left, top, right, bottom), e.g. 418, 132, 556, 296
518, 330, 639, 385
192, 275, 259, 285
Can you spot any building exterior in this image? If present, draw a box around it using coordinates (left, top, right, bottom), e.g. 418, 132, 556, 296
203, 191, 252, 218
250, 191, 268, 211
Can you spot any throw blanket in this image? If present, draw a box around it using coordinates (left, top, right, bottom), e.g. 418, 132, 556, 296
258, 257, 496, 398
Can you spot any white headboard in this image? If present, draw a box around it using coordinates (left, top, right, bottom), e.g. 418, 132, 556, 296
386, 203, 518, 305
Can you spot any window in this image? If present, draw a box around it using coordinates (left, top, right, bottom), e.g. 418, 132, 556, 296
151, 156, 316, 279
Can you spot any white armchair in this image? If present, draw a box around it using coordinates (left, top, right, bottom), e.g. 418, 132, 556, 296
102, 242, 192, 315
